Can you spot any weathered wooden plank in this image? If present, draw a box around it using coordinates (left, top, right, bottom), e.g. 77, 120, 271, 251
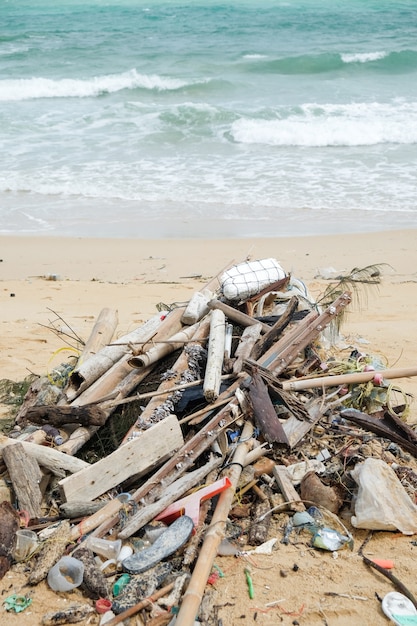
3, 442, 43, 519
0, 501, 20, 579
58, 414, 183, 503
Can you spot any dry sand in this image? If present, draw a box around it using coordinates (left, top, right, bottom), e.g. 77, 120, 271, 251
1, 229, 417, 625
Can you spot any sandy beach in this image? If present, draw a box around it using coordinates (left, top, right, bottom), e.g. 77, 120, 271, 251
1, 228, 417, 625
1, 229, 417, 390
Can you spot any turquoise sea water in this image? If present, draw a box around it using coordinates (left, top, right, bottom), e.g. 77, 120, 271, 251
1, 0, 417, 237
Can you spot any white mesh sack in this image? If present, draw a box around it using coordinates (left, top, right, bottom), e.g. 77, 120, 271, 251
220, 258, 286, 301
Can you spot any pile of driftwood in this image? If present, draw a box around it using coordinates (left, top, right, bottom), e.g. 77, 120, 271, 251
1, 258, 417, 625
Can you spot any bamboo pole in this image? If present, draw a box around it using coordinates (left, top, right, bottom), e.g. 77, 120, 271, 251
176, 420, 254, 626
66, 312, 165, 400
281, 366, 417, 392
127, 322, 201, 369
75, 307, 118, 365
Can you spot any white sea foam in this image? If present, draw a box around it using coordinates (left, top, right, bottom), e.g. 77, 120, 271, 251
0, 69, 191, 101
341, 51, 387, 63
231, 102, 417, 147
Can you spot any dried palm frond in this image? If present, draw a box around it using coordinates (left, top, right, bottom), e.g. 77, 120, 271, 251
317, 263, 391, 325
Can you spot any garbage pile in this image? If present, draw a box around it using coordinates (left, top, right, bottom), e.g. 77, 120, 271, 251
1, 257, 417, 625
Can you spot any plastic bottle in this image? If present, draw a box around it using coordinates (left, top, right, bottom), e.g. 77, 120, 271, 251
112, 573, 130, 596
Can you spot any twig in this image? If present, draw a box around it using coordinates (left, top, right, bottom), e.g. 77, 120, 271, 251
362, 554, 417, 610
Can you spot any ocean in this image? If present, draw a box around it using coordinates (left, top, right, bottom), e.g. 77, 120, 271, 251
1, 0, 417, 238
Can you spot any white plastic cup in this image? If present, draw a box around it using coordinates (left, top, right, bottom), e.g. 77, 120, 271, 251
14, 529, 38, 561
47, 556, 84, 592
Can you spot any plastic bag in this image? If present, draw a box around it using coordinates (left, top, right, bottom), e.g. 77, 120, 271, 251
220, 258, 286, 302
351, 457, 417, 535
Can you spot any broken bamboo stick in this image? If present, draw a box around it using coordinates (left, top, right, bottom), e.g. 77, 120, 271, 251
250, 295, 299, 361
120, 318, 211, 444
282, 366, 417, 391
117, 456, 222, 539
176, 420, 254, 626
127, 321, 201, 369
76, 307, 118, 365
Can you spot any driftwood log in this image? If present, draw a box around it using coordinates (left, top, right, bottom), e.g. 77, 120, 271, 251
181, 289, 213, 325
24, 404, 107, 427
232, 323, 262, 374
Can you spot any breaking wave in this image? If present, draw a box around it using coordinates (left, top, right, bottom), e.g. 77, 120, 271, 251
0, 69, 195, 101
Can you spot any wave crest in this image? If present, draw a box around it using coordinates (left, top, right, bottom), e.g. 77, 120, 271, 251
0, 69, 192, 101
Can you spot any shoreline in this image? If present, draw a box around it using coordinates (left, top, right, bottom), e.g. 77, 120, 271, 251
2, 213, 417, 240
